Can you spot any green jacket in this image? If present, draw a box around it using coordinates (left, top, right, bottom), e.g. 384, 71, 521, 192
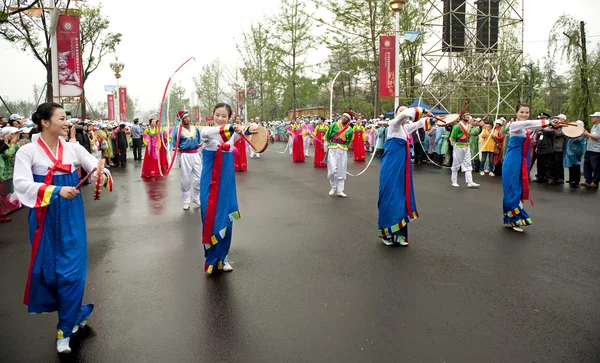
469, 126, 482, 160
325, 121, 354, 151
2, 143, 19, 179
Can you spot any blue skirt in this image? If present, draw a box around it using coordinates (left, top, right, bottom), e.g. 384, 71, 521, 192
378, 138, 418, 243
201, 149, 240, 273
501, 136, 532, 226
29, 171, 93, 339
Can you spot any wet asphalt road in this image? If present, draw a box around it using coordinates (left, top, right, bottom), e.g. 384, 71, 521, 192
1, 143, 599, 363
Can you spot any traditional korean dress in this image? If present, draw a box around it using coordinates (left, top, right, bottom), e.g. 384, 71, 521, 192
141, 127, 169, 177
200, 124, 253, 274
378, 107, 436, 245
290, 124, 305, 162
502, 119, 553, 228
233, 137, 248, 172
12, 137, 112, 341
352, 125, 367, 161
313, 124, 328, 168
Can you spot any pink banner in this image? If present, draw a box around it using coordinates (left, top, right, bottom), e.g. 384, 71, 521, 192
118, 87, 127, 121
56, 14, 83, 97
379, 36, 395, 97
107, 94, 115, 121
194, 106, 200, 122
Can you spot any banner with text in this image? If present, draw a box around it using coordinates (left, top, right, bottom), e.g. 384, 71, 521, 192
194, 106, 200, 122
107, 94, 115, 120
56, 13, 83, 98
379, 36, 395, 98
118, 87, 127, 121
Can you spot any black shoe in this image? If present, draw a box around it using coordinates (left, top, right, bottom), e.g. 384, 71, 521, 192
569, 183, 580, 188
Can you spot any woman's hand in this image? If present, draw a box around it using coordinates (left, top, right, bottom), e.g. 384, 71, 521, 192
59, 187, 80, 200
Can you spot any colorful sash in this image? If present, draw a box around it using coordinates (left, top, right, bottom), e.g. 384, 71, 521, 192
521, 130, 534, 206
25, 139, 72, 304
202, 142, 231, 245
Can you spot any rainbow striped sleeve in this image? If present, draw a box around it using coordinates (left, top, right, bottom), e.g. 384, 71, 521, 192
34, 185, 61, 208
219, 124, 235, 141
424, 117, 436, 131
413, 107, 424, 120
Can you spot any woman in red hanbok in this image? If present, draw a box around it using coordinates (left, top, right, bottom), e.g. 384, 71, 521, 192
141, 118, 169, 178
352, 120, 367, 161
313, 117, 328, 167
233, 137, 248, 172
288, 119, 305, 162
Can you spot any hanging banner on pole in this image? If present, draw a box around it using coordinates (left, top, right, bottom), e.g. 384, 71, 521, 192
194, 106, 200, 122
56, 12, 83, 99
118, 87, 127, 121
107, 94, 115, 120
379, 36, 395, 98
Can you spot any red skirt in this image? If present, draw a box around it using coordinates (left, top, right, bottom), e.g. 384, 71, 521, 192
234, 138, 248, 172
292, 134, 305, 162
313, 132, 327, 167
141, 146, 169, 178
353, 131, 366, 161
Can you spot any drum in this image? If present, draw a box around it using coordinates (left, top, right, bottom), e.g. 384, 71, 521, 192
435, 113, 460, 126
245, 125, 269, 153
562, 123, 585, 138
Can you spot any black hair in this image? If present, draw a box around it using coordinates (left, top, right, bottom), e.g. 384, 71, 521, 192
515, 103, 530, 113
319, 116, 326, 122
395, 104, 407, 113
32, 102, 64, 130
213, 103, 233, 118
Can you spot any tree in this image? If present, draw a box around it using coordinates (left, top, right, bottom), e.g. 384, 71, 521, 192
166, 82, 190, 120
0, 0, 42, 25
237, 21, 283, 120
271, 0, 314, 119
0, 1, 120, 106
194, 59, 225, 117
316, 0, 393, 117
549, 15, 591, 125
0, 97, 36, 118
79, 3, 122, 119
126, 94, 138, 122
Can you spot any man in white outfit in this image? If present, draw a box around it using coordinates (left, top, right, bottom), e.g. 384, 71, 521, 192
171, 110, 202, 210
449, 110, 480, 188
324, 111, 355, 197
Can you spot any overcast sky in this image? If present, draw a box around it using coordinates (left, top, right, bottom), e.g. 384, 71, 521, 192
0, 0, 599, 114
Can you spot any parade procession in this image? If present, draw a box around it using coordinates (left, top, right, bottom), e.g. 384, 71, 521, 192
1, 0, 600, 362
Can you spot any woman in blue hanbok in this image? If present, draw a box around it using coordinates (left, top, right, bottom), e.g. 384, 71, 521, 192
200, 103, 257, 274
378, 106, 436, 246
12, 102, 112, 354
501, 104, 565, 232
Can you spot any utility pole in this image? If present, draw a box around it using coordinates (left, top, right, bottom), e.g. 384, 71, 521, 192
527, 63, 533, 107
580, 21, 590, 124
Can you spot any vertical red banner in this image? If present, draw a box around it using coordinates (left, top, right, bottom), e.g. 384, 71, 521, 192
379, 36, 395, 97
194, 106, 200, 122
107, 94, 115, 120
56, 14, 83, 97
118, 87, 127, 121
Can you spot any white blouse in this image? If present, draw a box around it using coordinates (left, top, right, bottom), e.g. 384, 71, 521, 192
387, 107, 433, 141
13, 138, 108, 208
200, 123, 257, 151
509, 119, 553, 137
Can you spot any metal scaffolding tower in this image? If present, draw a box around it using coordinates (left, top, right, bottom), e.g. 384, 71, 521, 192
419, 0, 524, 118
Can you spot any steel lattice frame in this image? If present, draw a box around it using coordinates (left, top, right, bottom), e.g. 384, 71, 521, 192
418, 0, 524, 118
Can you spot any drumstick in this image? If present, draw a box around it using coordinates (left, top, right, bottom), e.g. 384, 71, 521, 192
75, 168, 97, 189
242, 135, 259, 151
